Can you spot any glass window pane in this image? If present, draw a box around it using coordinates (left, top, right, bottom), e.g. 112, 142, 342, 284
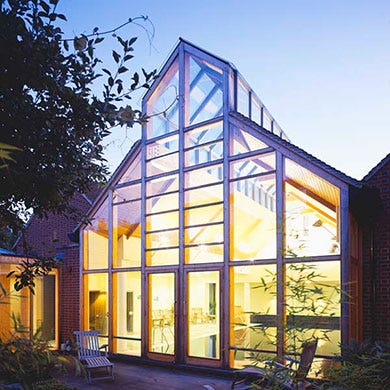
146, 192, 179, 214
83, 198, 109, 270
185, 164, 223, 189
146, 134, 179, 159
85, 273, 108, 335
146, 174, 179, 197
237, 77, 249, 117
33, 275, 56, 347
230, 152, 275, 179
285, 159, 340, 258
251, 96, 261, 125
231, 175, 276, 260
0, 264, 30, 337
185, 141, 222, 167
113, 272, 141, 356
263, 110, 272, 130
232, 264, 277, 364
118, 157, 141, 184
146, 248, 179, 266
187, 55, 223, 126
184, 184, 223, 208
185, 244, 223, 264
185, 121, 223, 148
146, 152, 179, 177
147, 60, 179, 138
149, 273, 175, 354
185, 223, 223, 245
146, 229, 179, 248
113, 200, 141, 268
185, 203, 223, 226
188, 271, 220, 359
230, 127, 269, 156
146, 210, 179, 231
113, 184, 141, 204
285, 262, 340, 356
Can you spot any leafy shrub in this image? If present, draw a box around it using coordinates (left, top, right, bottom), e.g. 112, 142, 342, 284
318, 340, 390, 390
0, 335, 80, 389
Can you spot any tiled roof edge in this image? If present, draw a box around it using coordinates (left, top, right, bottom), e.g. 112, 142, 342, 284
362, 153, 390, 182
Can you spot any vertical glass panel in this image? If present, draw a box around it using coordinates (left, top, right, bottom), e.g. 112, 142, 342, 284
149, 273, 175, 354
85, 273, 108, 335
185, 203, 223, 226
33, 275, 56, 347
184, 184, 223, 208
230, 127, 269, 156
118, 156, 141, 184
113, 272, 141, 356
185, 164, 223, 188
83, 198, 109, 270
230, 153, 275, 179
185, 244, 223, 264
188, 271, 220, 359
263, 110, 272, 130
231, 174, 276, 260
146, 210, 179, 231
232, 265, 277, 366
113, 200, 141, 268
237, 77, 249, 117
285, 262, 340, 356
187, 55, 223, 125
0, 264, 30, 338
251, 96, 262, 125
285, 159, 340, 258
185, 224, 223, 245
146, 248, 179, 266
146, 174, 179, 196
146, 192, 179, 214
147, 59, 179, 138
113, 184, 141, 204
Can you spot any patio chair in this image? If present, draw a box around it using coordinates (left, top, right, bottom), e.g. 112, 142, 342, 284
231, 338, 318, 390
73, 330, 114, 383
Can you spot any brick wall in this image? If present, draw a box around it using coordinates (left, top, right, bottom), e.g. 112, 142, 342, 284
362, 156, 390, 341
14, 189, 100, 344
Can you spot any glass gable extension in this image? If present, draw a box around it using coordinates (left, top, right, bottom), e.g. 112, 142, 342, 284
81, 40, 349, 369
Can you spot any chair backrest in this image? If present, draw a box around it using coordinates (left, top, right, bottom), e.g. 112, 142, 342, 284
73, 330, 101, 360
295, 338, 318, 381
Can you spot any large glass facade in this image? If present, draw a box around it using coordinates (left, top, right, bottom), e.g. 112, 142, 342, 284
81, 41, 346, 369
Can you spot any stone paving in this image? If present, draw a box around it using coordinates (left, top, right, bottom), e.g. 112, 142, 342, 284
62, 361, 233, 390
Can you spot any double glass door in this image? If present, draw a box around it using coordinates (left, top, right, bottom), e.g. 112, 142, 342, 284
147, 269, 221, 366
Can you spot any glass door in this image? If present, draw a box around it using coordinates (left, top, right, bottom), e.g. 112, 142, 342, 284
186, 270, 222, 366
147, 272, 176, 362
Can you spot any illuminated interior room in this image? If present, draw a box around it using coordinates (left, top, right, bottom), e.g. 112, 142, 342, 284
80, 39, 362, 370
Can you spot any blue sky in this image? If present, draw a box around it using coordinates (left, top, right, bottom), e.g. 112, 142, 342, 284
60, 0, 390, 179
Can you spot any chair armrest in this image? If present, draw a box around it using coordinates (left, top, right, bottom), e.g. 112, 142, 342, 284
99, 344, 109, 357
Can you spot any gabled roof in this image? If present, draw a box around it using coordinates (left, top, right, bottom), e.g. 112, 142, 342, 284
362, 153, 390, 182
230, 111, 362, 189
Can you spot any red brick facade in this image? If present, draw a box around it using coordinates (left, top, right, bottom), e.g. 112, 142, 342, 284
14, 189, 100, 343
362, 155, 390, 342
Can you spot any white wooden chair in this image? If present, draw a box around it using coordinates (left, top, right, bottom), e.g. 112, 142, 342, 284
73, 330, 114, 383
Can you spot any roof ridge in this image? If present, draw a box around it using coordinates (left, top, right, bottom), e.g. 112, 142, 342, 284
362, 153, 390, 182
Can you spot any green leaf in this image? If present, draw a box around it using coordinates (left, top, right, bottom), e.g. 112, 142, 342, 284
112, 50, 120, 63
129, 37, 137, 46
102, 68, 111, 76
95, 37, 104, 44
123, 54, 134, 61
57, 13, 67, 21
118, 66, 128, 74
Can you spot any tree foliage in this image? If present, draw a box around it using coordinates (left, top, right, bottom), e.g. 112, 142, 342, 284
0, 0, 157, 233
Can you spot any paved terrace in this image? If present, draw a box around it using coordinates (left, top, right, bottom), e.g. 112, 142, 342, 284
62, 361, 233, 390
